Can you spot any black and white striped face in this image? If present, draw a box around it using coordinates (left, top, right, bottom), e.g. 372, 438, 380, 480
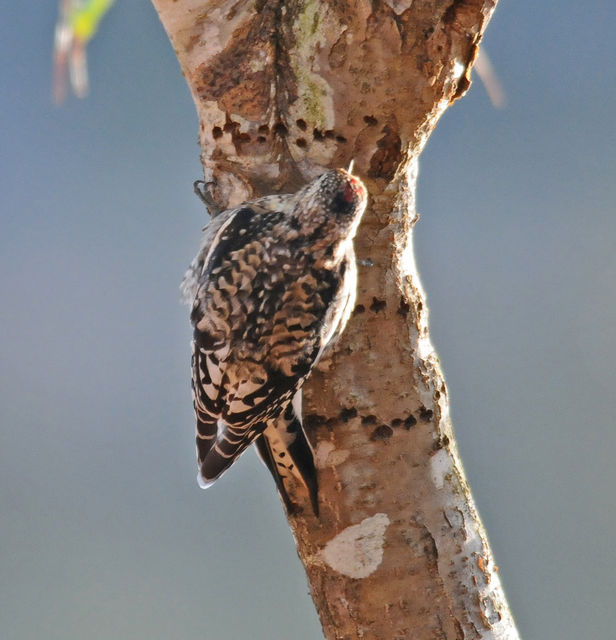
288, 169, 368, 239
312, 169, 367, 216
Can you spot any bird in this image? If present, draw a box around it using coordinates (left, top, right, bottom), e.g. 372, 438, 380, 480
52, 0, 115, 104
181, 168, 367, 514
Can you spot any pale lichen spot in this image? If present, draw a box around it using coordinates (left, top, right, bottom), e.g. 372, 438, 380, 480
430, 447, 451, 489
320, 513, 390, 579
328, 448, 350, 466
315, 441, 335, 468
383, 0, 414, 15
453, 58, 467, 80
315, 441, 351, 468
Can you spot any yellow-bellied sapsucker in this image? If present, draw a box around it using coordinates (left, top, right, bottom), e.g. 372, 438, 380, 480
181, 169, 367, 515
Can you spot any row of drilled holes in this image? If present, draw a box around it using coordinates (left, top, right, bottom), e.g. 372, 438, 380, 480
211, 115, 379, 146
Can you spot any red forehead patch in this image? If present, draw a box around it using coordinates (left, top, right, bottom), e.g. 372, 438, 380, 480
343, 177, 365, 202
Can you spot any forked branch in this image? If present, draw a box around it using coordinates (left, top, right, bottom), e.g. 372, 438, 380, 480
151, 0, 520, 637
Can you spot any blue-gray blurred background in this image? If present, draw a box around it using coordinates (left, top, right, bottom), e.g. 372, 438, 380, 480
1, 2, 614, 638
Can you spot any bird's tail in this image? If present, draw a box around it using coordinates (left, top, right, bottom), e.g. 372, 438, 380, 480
255, 396, 319, 516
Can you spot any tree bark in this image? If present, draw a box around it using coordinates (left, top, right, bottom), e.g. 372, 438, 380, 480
151, 0, 520, 637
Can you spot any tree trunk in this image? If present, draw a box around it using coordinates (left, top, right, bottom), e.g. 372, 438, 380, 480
151, 0, 520, 637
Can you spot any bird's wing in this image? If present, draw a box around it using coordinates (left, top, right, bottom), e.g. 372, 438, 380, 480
190, 204, 343, 488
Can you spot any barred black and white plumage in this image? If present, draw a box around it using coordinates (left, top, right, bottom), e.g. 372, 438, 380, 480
181, 168, 367, 514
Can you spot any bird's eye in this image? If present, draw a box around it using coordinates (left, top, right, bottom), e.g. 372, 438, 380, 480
331, 183, 357, 214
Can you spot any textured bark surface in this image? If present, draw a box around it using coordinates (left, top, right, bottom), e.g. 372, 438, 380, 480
151, 0, 520, 638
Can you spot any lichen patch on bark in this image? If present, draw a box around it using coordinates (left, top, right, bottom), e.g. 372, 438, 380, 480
430, 447, 452, 489
315, 440, 351, 469
320, 513, 390, 579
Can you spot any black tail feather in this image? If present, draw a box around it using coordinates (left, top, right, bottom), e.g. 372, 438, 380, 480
255, 422, 319, 517
255, 435, 298, 514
